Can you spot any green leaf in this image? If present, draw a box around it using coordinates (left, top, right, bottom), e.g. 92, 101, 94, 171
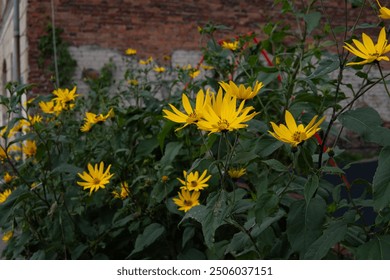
306, 56, 339, 79
178, 248, 206, 260
304, 174, 319, 206
356, 235, 390, 259
262, 159, 289, 172
52, 163, 83, 176
180, 205, 207, 225
303, 221, 347, 259
255, 192, 280, 223
373, 146, 390, 211
157, 121, 175, 150
320, 165, 345, 175
232, 151, 259, 164
181, 191, 229, 248
182, 226, 195, 249
225, 231, 251, 256
255, 209, 285, 236
304, 12, 322, 34
339, 107, 382, 137
71, 244, 89, 260
160, 141, 183, 166
287, 197, 326, 257
135, 138, 159, 158
130, 223, 165, 255
257, 138, 284, 158
367, 126, 390, 146
202, 191, 230, 248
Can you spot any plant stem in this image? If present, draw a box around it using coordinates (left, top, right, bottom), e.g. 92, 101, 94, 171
378, 63, 390, 98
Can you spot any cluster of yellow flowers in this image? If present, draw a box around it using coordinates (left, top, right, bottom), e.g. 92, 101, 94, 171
163, 81, 262, 133
164, 80, 327, 212
0, 182, 13, 243
343, 1, 390, 66
163, 80, 325, 147
39, 86, 78, 115
172, 170, 211, 212
0, 188, 13, 243
0, 121, 39, 163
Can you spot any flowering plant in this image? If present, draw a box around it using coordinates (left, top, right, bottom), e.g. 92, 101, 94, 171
1, 0, 390, 259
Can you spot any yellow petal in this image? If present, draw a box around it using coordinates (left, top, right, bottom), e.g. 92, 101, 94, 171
362, 33, 376, 54
284, 110, 297, 132
182, 94, 193, 115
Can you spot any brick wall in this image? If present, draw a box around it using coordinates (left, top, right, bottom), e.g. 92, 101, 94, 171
26, 0, 383, 94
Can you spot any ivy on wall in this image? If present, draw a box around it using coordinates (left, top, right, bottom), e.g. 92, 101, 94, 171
38, 23, 77, 88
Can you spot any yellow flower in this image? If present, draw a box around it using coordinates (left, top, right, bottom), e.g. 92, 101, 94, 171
172, 189, 200, 212
153, 66, 166, 73
95, 108, 113, 121
139, 57, 153, 65
112, 182, 130, 199
161, 175, 169, 183
197, 88, 258, 134
0, 189, 12, 204
376, 0, 390, 19
39, 100, 63, 115
0, 126, 7, 138
0, 146, 6, 160
221, 41, 239, 51
3, 172, 13, 183
189, 69, 200, 78
201, 64, 214, 70
28, 114, 43, 125
8, 119, 30, 137
127, 79, 139, 86
52, 86, 78, 109
77, 162, 114, 194
2, 231, 13, 242
177, 170, 211, 192
269, 110, 325, 147
344, 27, 390, 65
182, 64, 193, 70
219, 80, 263, 100
80, 109, 113, 132
228, 167, 246, 179
22, 140, 37, 157
125, 48, 137, 55
163, 89, 211, 131
80, 120, 93, 132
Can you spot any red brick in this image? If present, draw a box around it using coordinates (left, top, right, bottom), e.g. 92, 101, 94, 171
26, 0, 381, 93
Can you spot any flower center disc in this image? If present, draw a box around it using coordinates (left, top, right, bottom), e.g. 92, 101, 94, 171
292, 131, 306, 143
184, 200, 192, 206
217, 119, 230, 131
186, 112, 198, 124
93, 178, 101, 185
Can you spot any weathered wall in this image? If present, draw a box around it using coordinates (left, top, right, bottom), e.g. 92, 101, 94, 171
25, 0, 382, 91
0, 0, 28, 124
